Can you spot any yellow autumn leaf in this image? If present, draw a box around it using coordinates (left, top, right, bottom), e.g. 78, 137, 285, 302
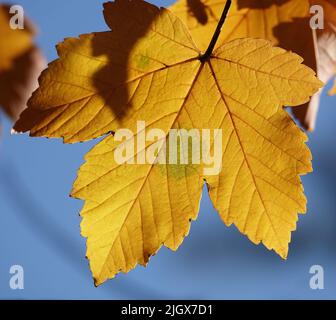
0, 4, 45, 125
0, 4, 33, 71
171, 0, 336, 131
14, 0, 322, 285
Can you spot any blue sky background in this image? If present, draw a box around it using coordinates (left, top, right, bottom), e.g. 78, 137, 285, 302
1, 0, 336, 299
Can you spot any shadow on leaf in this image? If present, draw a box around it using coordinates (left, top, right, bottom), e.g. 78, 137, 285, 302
186, 0, 208, 25
91, 0, 159, 120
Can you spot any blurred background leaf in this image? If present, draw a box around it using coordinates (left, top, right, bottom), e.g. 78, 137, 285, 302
0, 3, 45, 131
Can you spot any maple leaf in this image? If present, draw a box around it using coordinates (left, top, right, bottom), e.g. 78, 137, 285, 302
171, 0, 336, 131
0, 4, 45, 129
14, 0, 322, 285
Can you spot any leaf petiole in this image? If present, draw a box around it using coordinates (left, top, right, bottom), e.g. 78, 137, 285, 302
200, 0, 232, 62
